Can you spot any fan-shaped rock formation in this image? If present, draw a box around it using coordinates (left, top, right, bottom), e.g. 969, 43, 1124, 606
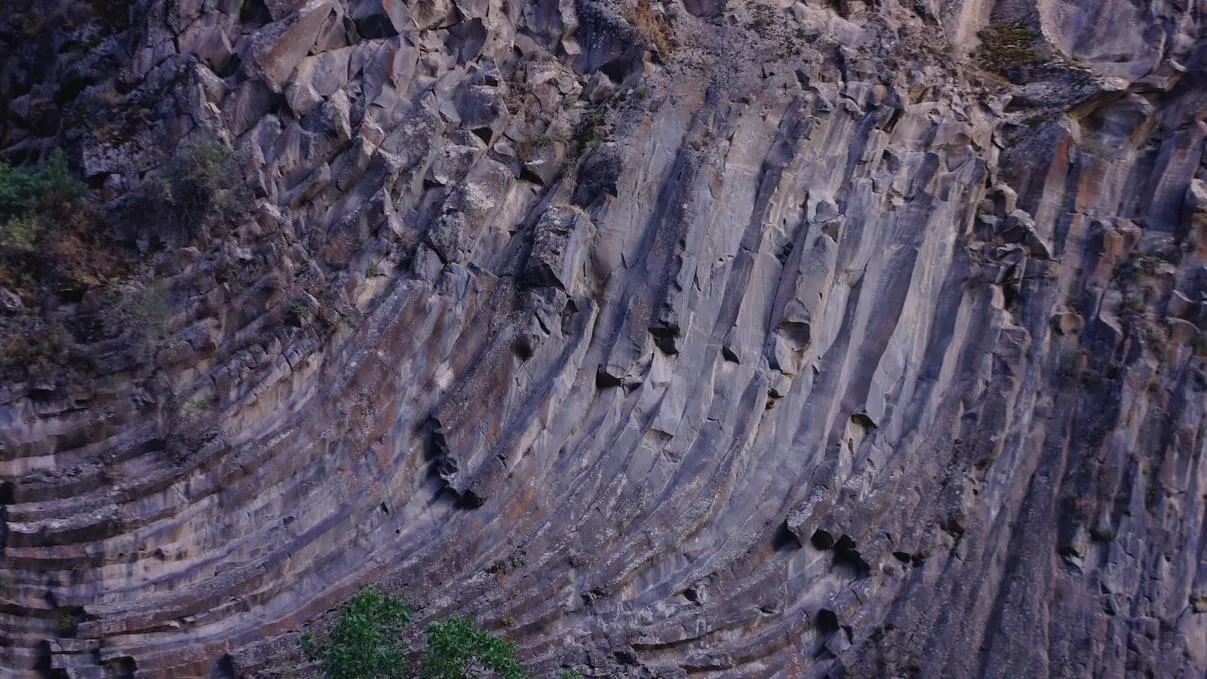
1, 0, 1206, 677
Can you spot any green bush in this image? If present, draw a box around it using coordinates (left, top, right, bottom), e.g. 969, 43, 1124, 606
0, 215, 40, 250
424, 615, 525, 679
104, 284, 171, 357
302, 588, 542, 679
133, 140, 248, 242
0, 150, 84, 250
302, 588, 412, 679
0, 150, 81, 219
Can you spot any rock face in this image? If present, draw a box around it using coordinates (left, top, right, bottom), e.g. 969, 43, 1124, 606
2, 0, 1207, 677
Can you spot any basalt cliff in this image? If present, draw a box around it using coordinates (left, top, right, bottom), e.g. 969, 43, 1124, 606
2, 0, 1207, 677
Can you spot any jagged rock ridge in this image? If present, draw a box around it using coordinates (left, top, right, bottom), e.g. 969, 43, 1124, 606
1, 0, 1206, 677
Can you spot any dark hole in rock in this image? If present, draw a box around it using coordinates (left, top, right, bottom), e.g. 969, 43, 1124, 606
596, 369, 623, 389
681, 587, 701, 604
599, 57, 632, 85
765, 391, 780, 410
940, 515, 965, 537
811, 529, 835, 550
56, 75, 94, 105
1002, 282, 1018, 308
240, 0, 272, 28
614, 648, 639, 665
833, 535, 870, 575
774, 522, 802, 551
816, 608, 840, 634
57, 284, 87, 305
454, 489, 484, 510
471, 126, 493, 145
213, 655, 237, 677
910, 552, 927, 566
424, 417, 451, 470
851, 412, 876, 429
835, 549, 870, 575
518, 166, 545, 185
649, 325, 679, 355
513, 336, 535, 360
721, 345, 740, 363
379, 502, 390, 515
778, 320, 811, 347
892, 551, 912, 564
354, 14, 398, 39
215, 53, 243, 79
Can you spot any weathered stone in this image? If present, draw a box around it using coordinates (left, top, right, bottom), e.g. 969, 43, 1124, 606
3, 2, 1207, 679
347, 0, 409, 38
248, 0, 334, 92
522, 205, 595, 292
284, 46, 354, 115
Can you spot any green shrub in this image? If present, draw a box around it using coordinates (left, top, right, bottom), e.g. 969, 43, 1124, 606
302, 588, 412, 679
424, 615, 525, 679
0, 150, 81, 218
133, 140, 248, 242
302, 588, 536, 679
0, 215, 40, 250
104, 284, 171, 356
165, 141, 241, 220
0, 150, 84, 250
58, 612, 78, 637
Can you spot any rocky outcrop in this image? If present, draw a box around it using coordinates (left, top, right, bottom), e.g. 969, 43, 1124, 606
1, 1, 1206, 677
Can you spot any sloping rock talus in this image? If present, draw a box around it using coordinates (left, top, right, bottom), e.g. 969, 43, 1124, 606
1, 0, 1206, 677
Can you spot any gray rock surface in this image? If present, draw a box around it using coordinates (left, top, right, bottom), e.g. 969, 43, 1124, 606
1, 0, 1206, 677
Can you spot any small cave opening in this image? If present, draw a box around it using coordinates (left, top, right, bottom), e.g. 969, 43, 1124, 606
773, 522, 803, 551
595, 369, 623, 389
471, 127, 493, 145
810, 529, 835, 550
815, 608, 840, 635
239, 0, 272, 28
833, 534, 870, 576
512, 336, 535, 361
